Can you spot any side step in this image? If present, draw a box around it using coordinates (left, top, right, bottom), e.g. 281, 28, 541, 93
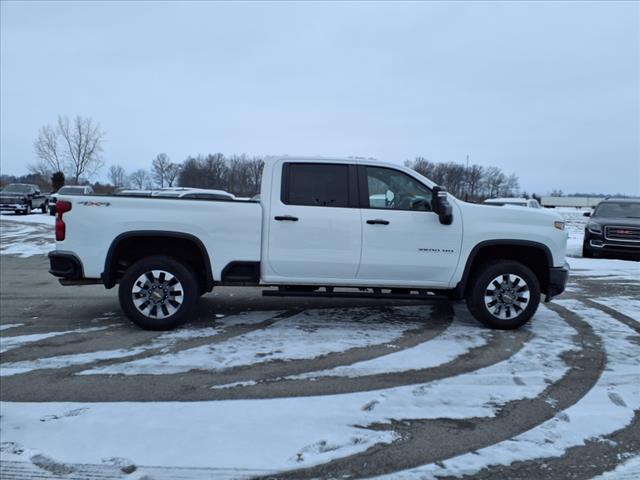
262, 288, 449, 301
59, 279, 103, 286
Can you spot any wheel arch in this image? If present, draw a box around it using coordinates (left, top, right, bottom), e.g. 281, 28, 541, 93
455, 240, 553, 298
102, 231, 214, 292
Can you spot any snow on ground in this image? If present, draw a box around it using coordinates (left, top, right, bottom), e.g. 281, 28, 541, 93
592, 297, 640, 323
556, 207, 590, 258
284, 306, 490, 380
0, 327, 109, 354
591, 455, 640, 479
0, 306, 579, 473
81, 307, 426, 376
0, 213, 54, 257
568, 256, 639, 280
0, 212, 56, 226
374, 300, 640, 480
1, 326, 223, 377
0, 323, 23, 331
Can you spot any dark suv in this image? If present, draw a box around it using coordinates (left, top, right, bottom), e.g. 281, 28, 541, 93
583, 198, 640, 259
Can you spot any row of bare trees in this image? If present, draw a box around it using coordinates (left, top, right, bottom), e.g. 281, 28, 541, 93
106, 154, 264, 197
178, 154, 264, 196
405, 157, 520, 201
27, 116, 520, 200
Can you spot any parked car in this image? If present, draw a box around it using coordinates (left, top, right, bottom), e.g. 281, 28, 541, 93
0, 183, 49, 215
113, 189, 154, 197
49, 185, 94, 215
151, 188, 236, 201
484, 197, 541, 209
582, 198, 640, 259
49, 156, 568, 331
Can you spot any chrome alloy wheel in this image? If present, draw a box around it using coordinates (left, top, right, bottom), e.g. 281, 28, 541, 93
484, 273, 530, 320
131, 270, 184, 319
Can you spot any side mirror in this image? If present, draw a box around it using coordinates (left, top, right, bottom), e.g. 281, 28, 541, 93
583, 212, 591, 217
432, 186, 453, 225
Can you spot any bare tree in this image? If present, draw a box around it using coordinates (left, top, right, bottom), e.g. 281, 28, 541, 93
246, 157, 264, 195
33, 124, 64, 174
108, 165, 128, 188
164, 163, 181, 187
57, 116, 105, 183
151, 153, 171, 188
466, 164, 484, 200
129, 169, 150, 189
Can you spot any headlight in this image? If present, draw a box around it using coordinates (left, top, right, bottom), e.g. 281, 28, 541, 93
587, 222, 602, 234
554, 221, 565, 230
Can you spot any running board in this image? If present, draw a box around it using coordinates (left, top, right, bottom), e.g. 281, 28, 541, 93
262, 289, 448, 301
59, 279, 103, 286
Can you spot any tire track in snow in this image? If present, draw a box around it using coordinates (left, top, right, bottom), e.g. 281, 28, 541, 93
210, 307, 528, 400
581, 298, 640, 334
372, 298, 640, 480
268, 303, 604, 479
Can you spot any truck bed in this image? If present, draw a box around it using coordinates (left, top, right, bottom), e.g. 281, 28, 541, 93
55, 194, 262, 281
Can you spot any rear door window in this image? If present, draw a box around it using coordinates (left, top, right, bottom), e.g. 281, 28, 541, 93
282, 163, 350, 208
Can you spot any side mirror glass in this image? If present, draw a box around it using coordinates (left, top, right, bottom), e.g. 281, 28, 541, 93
583, 212, 591, 217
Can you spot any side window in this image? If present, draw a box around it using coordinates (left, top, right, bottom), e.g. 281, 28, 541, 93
282, 163, 350, 207
364, 166, 432, 211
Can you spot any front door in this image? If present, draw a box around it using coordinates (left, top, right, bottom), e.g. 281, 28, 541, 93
357, 165, 463, 286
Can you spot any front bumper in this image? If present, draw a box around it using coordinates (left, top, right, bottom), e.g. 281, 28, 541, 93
0, 204, 26, 211
49, 251, 84, 280
584, 230, 640, 257
546, 262, 570, 301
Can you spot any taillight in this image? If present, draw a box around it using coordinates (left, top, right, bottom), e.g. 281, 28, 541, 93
55, 201, 72, 241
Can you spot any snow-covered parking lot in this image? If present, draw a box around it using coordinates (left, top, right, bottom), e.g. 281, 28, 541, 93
1, 212, 639, 479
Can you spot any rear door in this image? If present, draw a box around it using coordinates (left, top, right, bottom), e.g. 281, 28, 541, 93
264, 161, 362, 281
357, 165, 463, 286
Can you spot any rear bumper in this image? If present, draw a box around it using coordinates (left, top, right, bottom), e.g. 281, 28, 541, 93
48, 251, 84, 280
546, 262, 570, 301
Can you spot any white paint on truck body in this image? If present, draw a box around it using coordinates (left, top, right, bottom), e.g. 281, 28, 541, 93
55, 156, 567, 289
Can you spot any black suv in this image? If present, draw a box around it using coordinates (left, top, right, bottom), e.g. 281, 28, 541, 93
583, 198, 640, 259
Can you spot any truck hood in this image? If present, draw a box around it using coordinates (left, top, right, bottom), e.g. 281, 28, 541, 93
456, 200, 562, 228
587, 216, 640, 228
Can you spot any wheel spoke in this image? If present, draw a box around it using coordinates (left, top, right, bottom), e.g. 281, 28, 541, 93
132, 270, 184, 321
484, 273, 530, 321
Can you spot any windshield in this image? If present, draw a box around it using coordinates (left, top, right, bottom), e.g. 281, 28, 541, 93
58, 187, 85, 194
594, 202, 640, 218
2, 184, 32, 193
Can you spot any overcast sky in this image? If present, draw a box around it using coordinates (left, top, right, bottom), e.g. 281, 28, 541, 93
1, 1, 638, 195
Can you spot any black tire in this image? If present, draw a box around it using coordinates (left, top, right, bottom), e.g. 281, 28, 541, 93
118, 255, 199, 330
466, 260, 541, 330
582, 242, 594, 258
41, 201, 49, 214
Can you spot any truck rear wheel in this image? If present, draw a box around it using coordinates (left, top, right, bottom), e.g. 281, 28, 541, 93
466, 260, 540, 330
118, 255, 199, 330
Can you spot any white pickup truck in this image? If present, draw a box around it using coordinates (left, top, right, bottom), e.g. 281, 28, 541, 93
49, 157, 569, 330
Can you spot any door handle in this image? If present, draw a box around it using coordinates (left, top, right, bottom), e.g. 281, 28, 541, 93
366, 219, 389, 225
274, 215, 299, 222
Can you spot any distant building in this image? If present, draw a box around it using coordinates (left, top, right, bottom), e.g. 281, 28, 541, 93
540, 196, 606, 208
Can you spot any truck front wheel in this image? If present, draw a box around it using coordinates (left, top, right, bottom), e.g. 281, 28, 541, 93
118, 255, 199, 330
466, 260, 540, 330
